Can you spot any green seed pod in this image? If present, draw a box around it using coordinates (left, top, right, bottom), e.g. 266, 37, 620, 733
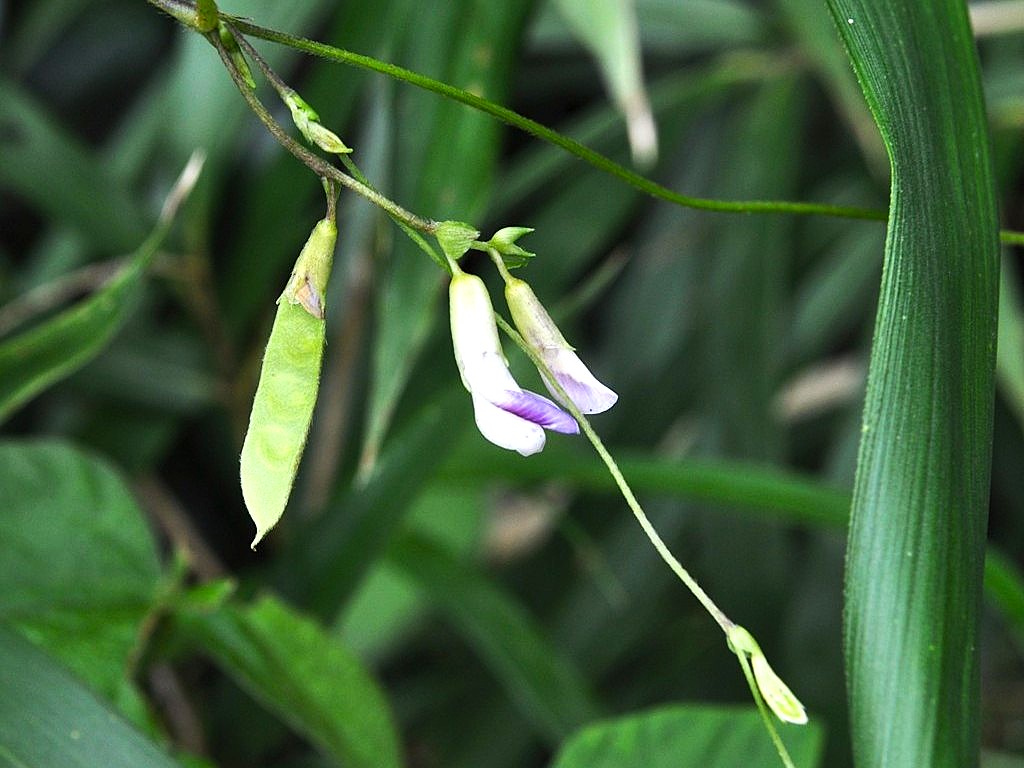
240, 217, 337, 548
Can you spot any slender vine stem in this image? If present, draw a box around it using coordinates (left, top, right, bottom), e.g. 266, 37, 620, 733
736, 651, 798, 768
221, 13, 1024, 246
226, 16, 883, 222
492, 311, 733, 633
228, 26, 450, 271
209, 25, 436, 235
144, 0, 1024, 244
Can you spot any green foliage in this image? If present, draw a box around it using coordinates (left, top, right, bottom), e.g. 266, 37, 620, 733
0, 627, 183, 768
0, 219, 169, 423
178, 596, 402, 768
2, 1, 1024, 767
826, 1, 1000, 765
550, 705, 824, 768
0, 441, 161, 721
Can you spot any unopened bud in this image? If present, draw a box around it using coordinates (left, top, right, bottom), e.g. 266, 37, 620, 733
284, 91, 351, 155
728, 625, 808, 725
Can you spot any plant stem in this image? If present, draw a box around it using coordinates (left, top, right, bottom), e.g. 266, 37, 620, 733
736, 651, 798, 768
145, 0, 1024, 245
493, 313, 733, 633
227, 16, 884, 224
228, 27, 449, 270
208, 25, 436, 235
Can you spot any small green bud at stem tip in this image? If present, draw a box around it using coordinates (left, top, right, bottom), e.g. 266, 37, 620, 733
728, 625, 808, 725
195, 0, 219, 32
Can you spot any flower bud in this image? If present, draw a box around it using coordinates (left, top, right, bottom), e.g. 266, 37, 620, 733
728, 625, 808, 725
284, 91, 351, 155
505, 277, 617, 415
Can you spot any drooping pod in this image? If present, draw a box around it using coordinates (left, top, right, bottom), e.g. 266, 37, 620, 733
240, 217, 337, 548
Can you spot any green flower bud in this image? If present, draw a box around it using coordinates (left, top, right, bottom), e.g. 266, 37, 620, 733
486, 226, 535, 267
728, 625, 808, 725
284, 91, 351, 155
195, 0, 219, 33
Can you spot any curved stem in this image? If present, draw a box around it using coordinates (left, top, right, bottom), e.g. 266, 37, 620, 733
493, 314, 733, 633
228, 16, 885, 224
227, 14, 1024, 244
145, 0, 1024, 244
209, 27, 436, 235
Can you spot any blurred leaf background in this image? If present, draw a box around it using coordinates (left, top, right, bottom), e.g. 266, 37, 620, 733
1, 0, 1023, 766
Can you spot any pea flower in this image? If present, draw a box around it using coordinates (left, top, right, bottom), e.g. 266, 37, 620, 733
450, 272, 579, 456
504, 277, 618, 414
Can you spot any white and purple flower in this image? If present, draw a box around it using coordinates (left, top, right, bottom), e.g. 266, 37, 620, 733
450, 272, 578, 456
505, 276, 618, 414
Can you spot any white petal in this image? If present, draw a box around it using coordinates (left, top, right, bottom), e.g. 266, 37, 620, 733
450, 274, 504, 390
462, 351, 519, 401
542, 348, 619, 414
471, 391, 546, 456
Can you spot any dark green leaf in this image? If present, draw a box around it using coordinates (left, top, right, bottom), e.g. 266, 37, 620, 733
826, 1, 1001, 765
0, 79, 147, 253
0, 626, 183, 768
441, 441, 850, 527
281, 386, 467, 617
392, 534, 599, 742
0, 221, 166, 423
180, 595, 402, 768
0, 440, 161, 718
550, 704, 824, 768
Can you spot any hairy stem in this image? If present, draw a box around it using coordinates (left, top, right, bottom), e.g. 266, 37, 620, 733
493, 313, 733, 632
209, 25, 436, 235
144, 0, 1024, 244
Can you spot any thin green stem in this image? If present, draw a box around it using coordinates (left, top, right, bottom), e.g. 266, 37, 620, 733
736, 652, 799, 768
338, 154, 450, 274
492, 313, 732, 633
145, 0, 1024, 244
209, 26, 436, 235
227, 16, 883, 223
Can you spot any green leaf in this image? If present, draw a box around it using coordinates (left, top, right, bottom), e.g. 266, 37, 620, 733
392, 534, 599, 742
0, 626, 183, 768
0, 212, 173, 423
337, 483, 485, 658
550, 704, 824, 768
826, 1, 1001, 765
983, 547, 1024, 654
0, 440, 162, 718
997, 254, 1024, 427
180, 596, 401, 768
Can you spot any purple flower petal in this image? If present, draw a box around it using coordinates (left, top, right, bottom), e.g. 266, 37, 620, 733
471, 392, 546, 456
542, 348, 618, 415
490, 389, 579, 434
